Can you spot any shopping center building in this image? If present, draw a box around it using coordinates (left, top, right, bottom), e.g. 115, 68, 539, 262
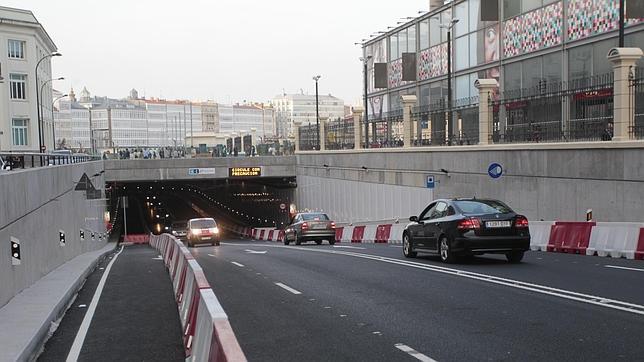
361, 0, 644, 145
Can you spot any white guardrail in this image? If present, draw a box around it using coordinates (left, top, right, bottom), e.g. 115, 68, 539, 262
150, 234, 247, 361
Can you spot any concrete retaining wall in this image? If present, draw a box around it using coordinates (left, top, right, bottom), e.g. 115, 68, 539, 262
0, 162, 108, 307
296, 142, 644, 223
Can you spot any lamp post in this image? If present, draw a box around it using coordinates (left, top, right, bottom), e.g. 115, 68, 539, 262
40, 77, 64, 149
439, 18, 459, 144
51, 94, 68, 150
312, 75, 321, 150
359, 56, 372, 148
35, 52, 62, 153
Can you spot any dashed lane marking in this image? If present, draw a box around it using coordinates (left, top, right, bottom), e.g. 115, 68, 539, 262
605, 265, 644, 273
275, 282, 302, 295
394, 343, 437, 362
231, 261, 245, 267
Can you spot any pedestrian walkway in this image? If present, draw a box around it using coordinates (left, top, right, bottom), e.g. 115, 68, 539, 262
38, 245, 184, 361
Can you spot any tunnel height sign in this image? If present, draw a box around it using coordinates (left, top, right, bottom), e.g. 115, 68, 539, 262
229, 167, 262, 177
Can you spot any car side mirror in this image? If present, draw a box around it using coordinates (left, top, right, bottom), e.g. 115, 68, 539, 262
409, 216, 418, 222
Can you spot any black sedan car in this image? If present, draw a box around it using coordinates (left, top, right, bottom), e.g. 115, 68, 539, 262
403, 198, 530, 263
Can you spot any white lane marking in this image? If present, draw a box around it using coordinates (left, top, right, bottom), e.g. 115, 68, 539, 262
245, 249, 268, 254
66, 246, 124, 362
152, 256, 163, 260
389, 245, 403, 248
208, 254, 216, 257
605, 265, 644, 272
333, 245, 366, 250
231, 261, 245, 267
395, 343, 437, 362
252, 244, 644, 316
275, 282, 302, 295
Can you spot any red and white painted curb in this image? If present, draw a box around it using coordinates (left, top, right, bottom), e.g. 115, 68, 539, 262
239, 220, 644, 260
150, 234, 247, 361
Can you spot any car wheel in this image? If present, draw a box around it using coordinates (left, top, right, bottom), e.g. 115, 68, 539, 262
283, 239, 290, 245
506, 251, 525, 263
403, 234, 417, 258
315, 239, 322, 245
329, 238, 336, 245
439, 236, 455, 263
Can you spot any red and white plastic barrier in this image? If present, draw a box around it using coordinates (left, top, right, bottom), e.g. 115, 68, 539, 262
150, 234, 247, 361
587, 222, 644, 259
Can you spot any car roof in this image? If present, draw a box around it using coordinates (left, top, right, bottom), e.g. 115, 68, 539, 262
189, 218, 215, 222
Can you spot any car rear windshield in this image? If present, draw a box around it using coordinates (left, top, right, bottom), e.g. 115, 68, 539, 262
191, 219, 216, 228
172, 222, 187, 229
301, 213, 329, 221
454, 200, 513, 214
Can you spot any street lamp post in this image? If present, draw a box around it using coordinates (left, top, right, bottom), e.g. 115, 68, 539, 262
51, 94, 68, 150
359, 56, 372, 148
313, 75, 321, 150
40, 76, 64, 149
35, 52, 62, 153
440, 19, 459, 144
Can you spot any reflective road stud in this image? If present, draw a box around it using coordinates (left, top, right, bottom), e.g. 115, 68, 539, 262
91, 232, 95, 240
59, 230, 66, 246
80, 230, 85, 240
11, 237, 21, 266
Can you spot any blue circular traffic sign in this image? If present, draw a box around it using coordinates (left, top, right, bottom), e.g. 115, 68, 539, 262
488, 163, 503, 179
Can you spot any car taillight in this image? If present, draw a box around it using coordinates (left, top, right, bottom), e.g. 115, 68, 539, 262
515, 216, 529, 228
209, 227, 219, 234
457, 218, 481, 230
302, 222, 309, 230
330, 222, 336, 229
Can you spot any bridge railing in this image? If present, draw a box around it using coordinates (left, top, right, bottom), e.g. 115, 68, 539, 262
0, 153, 98, 171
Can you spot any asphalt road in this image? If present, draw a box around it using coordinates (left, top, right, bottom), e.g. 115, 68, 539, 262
190, 240, 644, 362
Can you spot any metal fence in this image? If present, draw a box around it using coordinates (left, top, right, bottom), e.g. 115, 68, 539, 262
325, 117, 355, 150
632, 68, 644, 140
365, 109, 404, 148
491, 73, 614, 143
298, 123, 320, 151
412, 97, 479, 146
0, 153, 97, 171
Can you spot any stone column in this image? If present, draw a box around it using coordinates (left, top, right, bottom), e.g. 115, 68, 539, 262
319, 117, 328, 151
475, 79, 499, 145
401, 95, 418, 148
352, 107, 364, 149
608, 47, 643, 141
239, 130, 246, 155
293, 121, 302, 153
250, 128, 257, 156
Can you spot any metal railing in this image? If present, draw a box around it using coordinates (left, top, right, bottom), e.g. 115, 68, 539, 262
492, 73, 614, 143
325, 118, 355, 150
0, 153, 97, 171
298, 124, 320, 151
631, 69, 644, 140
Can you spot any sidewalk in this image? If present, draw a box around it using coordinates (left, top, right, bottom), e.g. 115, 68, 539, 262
38, 244, 185, 361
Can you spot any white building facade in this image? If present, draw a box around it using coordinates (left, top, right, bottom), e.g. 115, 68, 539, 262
0, 6, 58, 152
272, 94, 346, 138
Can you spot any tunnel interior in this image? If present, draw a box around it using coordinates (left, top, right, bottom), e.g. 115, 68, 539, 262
107, 177, 297, 238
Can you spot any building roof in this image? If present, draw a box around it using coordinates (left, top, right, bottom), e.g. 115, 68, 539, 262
0, 6, 57, 51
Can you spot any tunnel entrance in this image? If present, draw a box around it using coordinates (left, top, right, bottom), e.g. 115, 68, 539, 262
108, 177, 296, 238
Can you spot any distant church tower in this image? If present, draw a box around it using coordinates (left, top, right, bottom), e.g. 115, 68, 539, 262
129, 88, 139, 100
80, 87, 91, 103
69, 87, 77, 102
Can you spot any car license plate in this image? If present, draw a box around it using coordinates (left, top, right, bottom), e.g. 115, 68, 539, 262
486, 221, 511, 228
202, 236, 212, 240
313, 224, 327, 230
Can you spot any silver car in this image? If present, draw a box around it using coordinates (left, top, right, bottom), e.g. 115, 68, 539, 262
284, 212, 336, 246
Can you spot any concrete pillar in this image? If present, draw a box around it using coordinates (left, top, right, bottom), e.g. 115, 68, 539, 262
475, 79, 499, 145
352, 107, 364, 149
250, 128, 257, 156
608, 47, 643, 141
319, 117, 328, 151
401, 95, 417, 148
293, 121, 302, 152
239, 130, 246, 155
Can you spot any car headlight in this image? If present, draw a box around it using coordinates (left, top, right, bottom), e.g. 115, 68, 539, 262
172, 231, 177, 235
164, 226, 169, 230
156, 215, 160, 218
209, 227, 219, 234
191, 229, 201, 235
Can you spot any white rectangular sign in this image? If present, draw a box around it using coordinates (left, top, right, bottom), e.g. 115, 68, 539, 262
188, 168, 216, 176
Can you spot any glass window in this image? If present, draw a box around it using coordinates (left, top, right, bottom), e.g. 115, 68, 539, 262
302, 213, 330, 221
469, 0, 480, 31
542, 52, 562, 85
593, 38, 617, 76
9, 73, 27, 100
420, 20, 430, 50
456, 74, 471, 99
12, 119, 28, 146
441, 9, 453, 42
398, 29, 408, 58
432, 202, 449, 218
430, 16, 441, 46
407, 25, 417, 53
522, 56, 542, 89
390, 34, 399, 61
454, 200, 513, 214
569, 44, 592, 80
626, 32, 644, 68
503, 0, 521, 19
420, 85, 430, 106
469, 73, 479, 99
504, 61, 522, 91
454, 1, 469, 37
523, 0, 542, 12
8, 39, 26, 59
470, 32, 478, 66
455, 36, 469, 71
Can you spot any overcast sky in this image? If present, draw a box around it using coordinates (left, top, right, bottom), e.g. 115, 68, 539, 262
7, 0, 428, 105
